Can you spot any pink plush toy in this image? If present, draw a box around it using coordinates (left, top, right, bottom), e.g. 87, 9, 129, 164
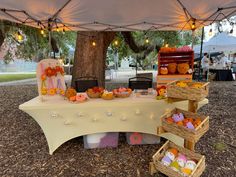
172, 113, 184, 122
176, 154, 187, 167
186, 122, 195, 129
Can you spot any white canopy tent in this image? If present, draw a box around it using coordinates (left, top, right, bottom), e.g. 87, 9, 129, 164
0, 0, 236, 31
194, 32, 236, 53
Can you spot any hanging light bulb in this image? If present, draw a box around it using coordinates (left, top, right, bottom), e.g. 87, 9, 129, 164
165, 43, 169, 48
92, 40, 96, 47
191, 22, 196, 30
40, 28, 45, 35
17, 31, 23, 42
114, 40, 119, 46
145, 37, 149, 44
56, 26, 60, 32
209, 28, 212, 36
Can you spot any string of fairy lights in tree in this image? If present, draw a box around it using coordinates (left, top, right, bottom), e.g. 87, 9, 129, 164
1, 3, 236, 46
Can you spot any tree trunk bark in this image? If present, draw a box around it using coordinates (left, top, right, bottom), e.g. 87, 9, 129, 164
72, 31, 116, 88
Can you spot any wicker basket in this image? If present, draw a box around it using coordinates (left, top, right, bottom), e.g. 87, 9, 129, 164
101, 95, 114, 100
167, 81, 209, 101
152, 140, 205, 177
114, 91, 132, 98
86, 91, 102, 98
159, 108, 209, 143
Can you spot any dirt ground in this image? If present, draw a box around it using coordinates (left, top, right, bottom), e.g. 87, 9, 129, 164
0, 82, 235, 177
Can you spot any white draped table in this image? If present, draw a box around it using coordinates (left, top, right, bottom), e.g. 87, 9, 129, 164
19, 95, 208, 154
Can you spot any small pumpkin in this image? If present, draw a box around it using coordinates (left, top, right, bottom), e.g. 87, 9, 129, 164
41, 88, 47, 95
177, 63, 190, 74
160, 67, 168, 75
65, 88, 77, 99
168, 63, 177, 74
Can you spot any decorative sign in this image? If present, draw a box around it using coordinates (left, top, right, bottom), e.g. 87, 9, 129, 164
36, 59, 66, 97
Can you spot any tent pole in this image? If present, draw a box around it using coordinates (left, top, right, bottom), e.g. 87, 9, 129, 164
48, 30, 51, 58
191, 30, 195, 49
198, 27, 204, 81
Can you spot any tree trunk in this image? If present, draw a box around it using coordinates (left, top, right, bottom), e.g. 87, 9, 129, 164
72, 31, 116, 88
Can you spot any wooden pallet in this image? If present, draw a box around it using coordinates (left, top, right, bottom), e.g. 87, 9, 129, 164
157, 74, 192, 86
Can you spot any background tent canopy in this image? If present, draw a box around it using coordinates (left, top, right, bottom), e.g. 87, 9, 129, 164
193, 32, 236, 53
0, 0, 236, 31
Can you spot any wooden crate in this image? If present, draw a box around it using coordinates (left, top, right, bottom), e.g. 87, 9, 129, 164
157, 74, 192, 86
167, 81, 209, 101
159, 108, 209, 143
158, 51, 194, 73
152, 140, 205, 177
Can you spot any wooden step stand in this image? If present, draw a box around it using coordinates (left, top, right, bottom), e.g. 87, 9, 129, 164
149, 98, 199, 176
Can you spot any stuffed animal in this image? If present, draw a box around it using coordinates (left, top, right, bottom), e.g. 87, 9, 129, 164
181, 160, 197, 176
172, 113, 184, 122
165, 148, 178, 161
177, 63, 190, 74
186, 122, 195, 129
168, 63, 177, 74
170, 161, 180, 172
161, 155, 172, 166
176, 154, 187, 168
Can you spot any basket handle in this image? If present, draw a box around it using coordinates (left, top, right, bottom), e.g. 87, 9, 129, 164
201, 82, 209, 91
166, 80, 178, 86
195, 116, 209, 131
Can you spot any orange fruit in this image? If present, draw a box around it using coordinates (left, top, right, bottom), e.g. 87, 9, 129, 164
176, 121, 183, 126
166, 117, 174, 123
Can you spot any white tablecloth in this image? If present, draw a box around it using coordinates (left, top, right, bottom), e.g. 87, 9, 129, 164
19, 95, 208, 154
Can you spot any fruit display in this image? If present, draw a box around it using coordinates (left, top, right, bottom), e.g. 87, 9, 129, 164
86, 87, 104, 98
69, 93, 87, 103
165, 112, 202, 129
177, 63, 190, 74
65, 88, 77, 99
113, 87, 132, 98
161, 148, 198, 176
101, 90, 114, 100
175, 81, 204, 88
167, 63, 177, 74
160, 67, 168, 75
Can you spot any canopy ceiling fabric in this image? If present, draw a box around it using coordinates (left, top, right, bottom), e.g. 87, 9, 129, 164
194, 32, 236, 53
0, 0, 236, 31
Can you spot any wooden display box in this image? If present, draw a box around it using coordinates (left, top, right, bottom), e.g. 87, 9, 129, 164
152, 140, 205, 177
167, 81, 209, 101
159, 108, 209, 143
158, 51, 194, 74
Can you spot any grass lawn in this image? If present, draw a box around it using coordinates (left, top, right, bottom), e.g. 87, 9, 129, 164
0, 74, 36, 82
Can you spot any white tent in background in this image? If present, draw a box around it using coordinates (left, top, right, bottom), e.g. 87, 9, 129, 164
0, 0, 236, 31
194, 32, 236, 53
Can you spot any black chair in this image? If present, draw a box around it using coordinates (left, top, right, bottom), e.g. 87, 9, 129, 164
128, 77, 153, 90
75, 76, 98, 92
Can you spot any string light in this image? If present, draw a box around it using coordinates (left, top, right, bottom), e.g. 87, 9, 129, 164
114, 40, 119, 46
40, 28, 45, 35
209, 28, 212, 36
17, 31, 23, 42
191, 21, 196, 30
145, 38, 149, 44
92, 41, 96, 47
165, 43, 169, 47
56, 26, 60, 32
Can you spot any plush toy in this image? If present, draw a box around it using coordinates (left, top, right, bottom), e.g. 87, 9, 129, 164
181, 160, 197, 176
156, 86, 167, 100
168, 63, 177, 74
165, 148, 178, 161
186, 122, 195, 129
176, 154, 187, 168
170, 161, 180, 172
161, 155, 172, 166
172, 113, 184, 122
160, 67, 168, 75
177, 63, 190, 74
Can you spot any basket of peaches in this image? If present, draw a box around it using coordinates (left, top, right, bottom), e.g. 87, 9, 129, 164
86, 87, 104, 98
113, 87, 132, 98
